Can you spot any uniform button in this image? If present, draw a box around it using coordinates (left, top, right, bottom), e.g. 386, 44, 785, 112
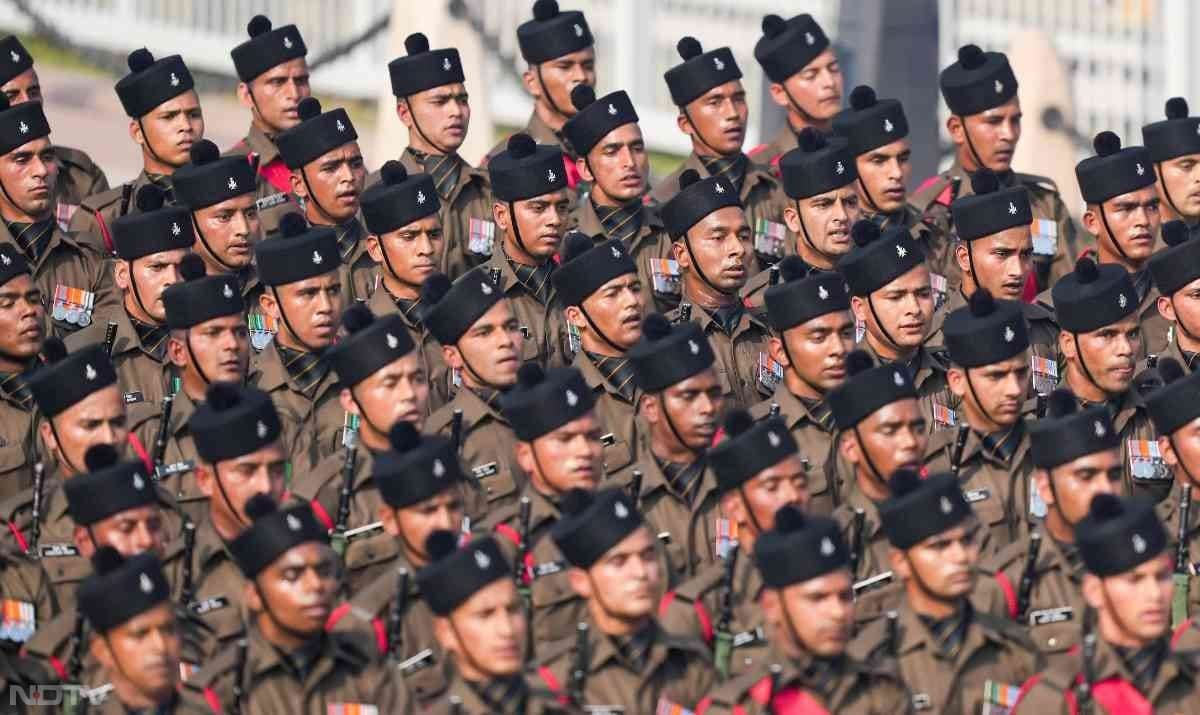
1048, 637, 1058, 647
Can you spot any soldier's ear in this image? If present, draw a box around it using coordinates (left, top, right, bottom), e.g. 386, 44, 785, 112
638, 392, 659, 423
1057, 330, 1076, 362
718, 489, 746, 529
492, 201, 510, 232
1080, 205, 1103, 238
243, 580, 264, 614
289, 169, 307, 199
567, 567, 592, 599
258, 291, 279, 322
945, 367, 967, 399
90, 633, 114, 670
1080, 573, 1105, 611
676, 110, 693, 138
37, 420, 56, 458
520, 66, 541, 101
165, 333, 188, 369
766, 82, 790, 110
338, 387, 359, 417
441, 345, 462, 372
767, 337, 788, 370
945, 114, 965, 145
1156, 294, 1176, 323
72, 525, 94, 559
1033, 469, 1054, 510
1157, 434, 1178, 467
848, 295, 868, 325
395, 98, 413, 128
671, 239, 690, 270
782, 203, 802, 235
128, 118, 143, 147
364, 233, 383, 264
563, 305, 587, 332
574, 155, 593, 184
888, 547, 911, 581
378, 504, 400, 537
837, 429, 859, 465
759, 588, 781, 628
235, 82, 254, 111
954, 242, 971, 276
514, 441, 535, 478
112, 259, 131, 292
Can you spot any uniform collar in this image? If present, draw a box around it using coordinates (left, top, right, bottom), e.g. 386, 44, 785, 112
243, 124, 282, 166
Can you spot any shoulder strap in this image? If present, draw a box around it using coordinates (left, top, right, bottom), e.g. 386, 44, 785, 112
994, 570, 1019, 621
535, 665, 571, 707
310, 499, 334, 531
202, 686, 224, 714
1171, 617, 1195, 650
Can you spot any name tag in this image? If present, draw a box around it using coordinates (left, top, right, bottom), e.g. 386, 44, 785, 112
648, 258, 681, 296
255, 192, 290, 211
397, 647, 436, 675
1128, 439, 1170, 481
585, 707, 625, 715
1028, 606, 1073, 626
471, 462, 499, 479
189, 596, 230, 615
657, 531, 673, 545
964, 488, 990, 503
468, 218, 496, 255
344, 521, 385, 539
533, 560, 566, 579
122, 391, 144, 404
600, 432, 616, 447
155, 460, 194, 479
754, 219, 786, 259
38, 543, 79, 558
732, 626, 765, 648
912, 693, 932, 710
853, 571, 893, 594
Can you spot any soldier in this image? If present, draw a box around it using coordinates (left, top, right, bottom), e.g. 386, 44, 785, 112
156, 253, 252, 522
625, 313, 725, 579
839, 220, 954, 431
253, 213, 345, 467
482, 0, 596, 189
852, 470, 1041, 715
662, 169, 772, 409
911, 44, 1079, 291
536, 487, 715, 711
1013, 495, 1199, 713
1143, 97, 1200, 226
698, 507, 910, 715
551, 231, 643, 478
924, 291, 1036, 554
975, 389, 1123, 666
749, 13, 843, 168
484, 133, 571, 367
0, 35, 108, 224
834, 86, 952, 298
0, 94, 116, 338
360, 161, 451, 408
0, 243, 45, 498
742, 128, 860, 311
746, 259, 852, 515
291, 303, 440, 590
659, 410, 810, 678
182, 495, 406, 712
654, 38, 787, 275
275, 97, 373, 302
1147, 220, 1200, 370
184, 382, 287, 645
484, 364, 602, 645
379, 32, 494, 278
421, 268, 524, 509
66, 185, 192, 411
563, 85, 676, 312
1052, 257, 1163, 501
70, 50, 203, 256
227, 15, 310, 218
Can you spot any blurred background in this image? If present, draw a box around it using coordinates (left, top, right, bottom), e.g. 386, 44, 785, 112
0, 0, 1192, 222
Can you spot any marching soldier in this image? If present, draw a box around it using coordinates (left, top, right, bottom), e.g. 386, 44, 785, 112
535, 487, 716, 711
484, 364, 603, 645
1148, 220, 1200, 370
1143, 97, 1200, 226
253, 213, 345, 467
275, 97, 374, 302
551, 231, 644, 478
662, 169, 772, 409
654, 38, 787, 275
0, 244, 45, 497
66, 185, 192, 411
1052, 257, 1163, 501
748, 13, 843, 165
852, 470, 1042, 715
70, 50, 203, 255
911, 44, 1079, 291
698, 507, 911, 715
834, 86, 952, 297
484, 133, 571, 367
747, 257, 854, 516
421, 268, 525, 509
827, 350, 927, 590
840, 220, 955, 431
659, 410, 810, 678
0, 35, 108, 223
975, 389, 1124, 666
563, 85, 676, 312
182, 495, 407, 713
227, 14, 310, 219
360, 161, 451, 409
1013, 495, 1200, 713
379, 32, 494, 278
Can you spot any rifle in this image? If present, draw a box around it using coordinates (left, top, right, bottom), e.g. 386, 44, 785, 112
450, 408, 464, 455
515, 496, 533, 663
568, 622, 589, 705
626, 469, 643, 510
388, 567, 410, 660
949, 424, 969, 479
765, 663, 783, 715
231, 637, 248, 715
1076, 631, 1097, 715
331, 429, 358, 557
768, 264, 780, 287
1016, 530, 1042, 622
676, 303, 692, 325
489, 267, 501, 285
179, 520, 197, 608
1174, 484, 1193, 628
151, 393, 175, 473
713, 544, 739, 679
28, 462, 43, 557
102, 320, 118, 357
849, 508, 866, 578
767, 402, 780, 418
64, 609, 86, 711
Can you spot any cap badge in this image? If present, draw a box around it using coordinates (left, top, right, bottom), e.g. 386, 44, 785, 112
139, 572, 154, 593
169, 73, 180, 87
688, 339, 700, 355
896, 244, 907, 258
547, 169, 557, 183
608, 103, 618, 116
1118, 293, 1128, 309
443, 57, 452, 71
1094, 420, 1106, 438
614, 500, 629, 518
171, 222, 181, 237
939, 496, 953, 514
85, 364, 98, 381
312, 250, 323, 265
767, 431, 781, 448
883, 118, 894, 133
893, 370, 904, 387
284, 36, 294, 50
256, 420, 268, 439
228, 177, 238, 191
1008, 202, 1017, 215
611, 245, 621, 259
565, 389, 579, 407
132, 472, 145, 490
474, 549, 491, 569
0, 253, 9, 266
433, 458, 446, 478
820, 536, 835, 556
818, 285, 829, 300
480, 281, 493, 295
994, 79, 1003, 94
386, 333, 399, 350
713, 56, 725, 71
1132, 533, 1147, 554
336, 119, 346, 133
805, 32, 816, 46
17, 121, 27, 135
286, 514, 302, 531
573, 23, 584, 38
1004, 325, 1015, 343
8, 50, 18, 63
417, 190, 426, 205
1136, 163, 1145, 176
835, 160, 845, 175
1196, 122, 1200, 136
714, 181, 725, 194
222, 283, 234, 299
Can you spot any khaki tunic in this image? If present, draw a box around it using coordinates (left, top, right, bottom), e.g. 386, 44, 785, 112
168, 518, 246, 647
665, 298, 773, 410
53, 145, 109, 227
0, 547, 57, 649
224, 125, 299, 233
748, 385, 843, 516
571, 197, 678, 313
746, 124, 801, 176
1157, 483, 1200, 625
69, 170, 162, 256
571, 350, 639, 480
0, 389, 40, 502
1070, 388, 1166, 503
849, 601, 1040, 715
859, 341, 958, 435
366, 286, 452, 412
534, 619, 715, 713
832, 481, 893, 593
255, 339, 345, 470
333, 215, 380, 305
64, 305, 173, 414
424, 669, 574, 715
480, 248, 570, 369
425, 387, 522, 514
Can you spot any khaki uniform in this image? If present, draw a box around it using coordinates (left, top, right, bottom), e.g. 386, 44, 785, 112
860, 341, 958, 435
1157, 484, 1200, 623
698, 646, 912, 715
0, 547, 57, 650
180, 623, 407, 714
910, 158, 1082, 291
1036, 273, 1168, 361
571, 197, 678, 313
367, 286, 452, 412
425, 387, 522, 513
169, 518, 247, 646
850, 601, 1040, 715
329, 215, 379, 304
425, 669, 574, 715
746, 124, 801, 176
737, 262, 789, 315
0, 385, 41, 502
1072, 388, 1166, 503
749, 385, 844, 516
832, 481, 893, 593
69, 170, 164, 256
64, 306, 173, 414
571, 350, 639, 480
255, 339, 345, 469
53, 145, 109, 229
481, 248, 570, 369
224, 125, 298, 233
666, 298, 773, 410
657, 544, 769, 679
533, 619, 715, 713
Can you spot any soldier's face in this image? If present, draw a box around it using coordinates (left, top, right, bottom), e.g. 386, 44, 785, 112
775, 310, 854, 395
93, 603, 181, 706
646, 368, 723, 451
843, 399, 926, 481
520, 412, 604, 494
0, 273, 43, 363
895, 518, 981, 600
1062, 317, 1140, 395
571, 273, 644, 353
855, 139, 911, 214
389, 489, 465, 568
852, 266, 933, 351
116, 248, 189, 324
1084, 187, 1160, 264
948, 352, 1029, 430
367, 214, 444, 291
41, 385, 127, 476
446, 300, 522, 389
0, 136, 58, 219
1085, 554, 1173, 645
675, 206, 750, 294
1159, 277, 1200, 351
788, 188, 859, 262
1037, 449, 1123, 528
82, 504, 166, 560
250, 542, 340, 640
579, 123, 648, 204
769, 570, 854, 658
955, 227, 1032, 301
526, 47, 595, 117
440, 579, 526, 679
681, 80, 748, 155
264, 272, 343, 350
572, 527, 661, 620
169, 316, 251, 393
199, 442, 288, 530
1, 67, 41, 104
496, 190, 569, 262
134, 90, 203, 169
402, 82, 470, 153
192, 193, 260, 270
294, 144, 366, 224
245, 58, 311, 133
775, 48, 843, 123
346, 352, 429, 438
1157, 153, 1200, 219
957, 98, 1022, 173
728, 454, 810, 534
